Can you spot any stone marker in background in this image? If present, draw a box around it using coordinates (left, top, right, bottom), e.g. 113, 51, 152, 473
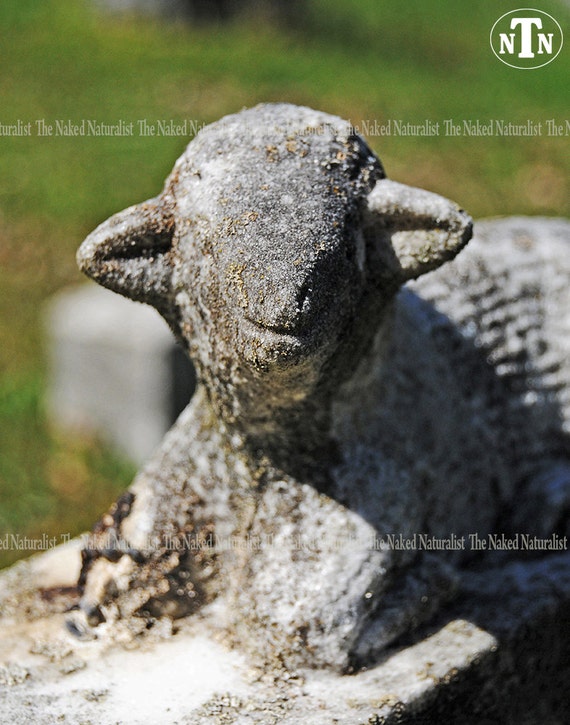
46, 284, 195, 464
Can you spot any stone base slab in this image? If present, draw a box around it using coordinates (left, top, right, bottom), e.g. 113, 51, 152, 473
1, 542, 568, 723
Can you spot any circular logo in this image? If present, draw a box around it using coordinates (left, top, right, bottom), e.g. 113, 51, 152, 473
490, 8, 564, 69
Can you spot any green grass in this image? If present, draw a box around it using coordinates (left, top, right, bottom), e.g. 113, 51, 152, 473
0, 374, 136, 568
1, 0, 568, 228
0, 0, 568, 567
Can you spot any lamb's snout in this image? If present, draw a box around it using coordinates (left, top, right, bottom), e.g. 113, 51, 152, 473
224, 232, 362, 344
237, 264, 350, 339
244, 276, 314, 335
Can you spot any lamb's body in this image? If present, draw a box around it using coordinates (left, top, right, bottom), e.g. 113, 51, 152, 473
75, 104, 570, 671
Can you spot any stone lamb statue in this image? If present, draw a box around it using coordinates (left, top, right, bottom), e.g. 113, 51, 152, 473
74, 103, 570, 672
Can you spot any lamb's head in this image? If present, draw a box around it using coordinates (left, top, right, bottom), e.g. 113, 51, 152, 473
77, 104, 471, 419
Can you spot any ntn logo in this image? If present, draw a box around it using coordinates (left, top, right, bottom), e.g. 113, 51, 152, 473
499, 17, 553, 57
490, 9, 563, 68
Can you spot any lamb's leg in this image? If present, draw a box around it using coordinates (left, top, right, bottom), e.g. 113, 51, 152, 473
68, 491, 218, 639
349, 554, 459, 669
68, 393, 236, 637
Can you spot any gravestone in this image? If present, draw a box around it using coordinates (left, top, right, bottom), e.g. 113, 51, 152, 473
46, 284, 195, 463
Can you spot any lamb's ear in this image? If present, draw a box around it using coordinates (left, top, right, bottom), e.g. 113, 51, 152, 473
364, 179, 472, 282
77, 198, 175, 310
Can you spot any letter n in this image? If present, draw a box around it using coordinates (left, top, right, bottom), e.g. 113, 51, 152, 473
499, 33, 515, 54
537, 33, 553, 54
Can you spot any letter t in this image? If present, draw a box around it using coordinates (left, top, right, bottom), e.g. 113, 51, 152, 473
511, 17, 542, 58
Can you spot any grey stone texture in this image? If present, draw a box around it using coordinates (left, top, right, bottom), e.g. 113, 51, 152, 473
1, 104, 569, 720
0, 537, 568, 722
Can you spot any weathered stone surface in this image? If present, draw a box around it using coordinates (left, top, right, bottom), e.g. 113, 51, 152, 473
0, 537, 568, 722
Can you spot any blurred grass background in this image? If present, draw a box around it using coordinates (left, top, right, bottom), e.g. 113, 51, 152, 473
0, 0, 568, 567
